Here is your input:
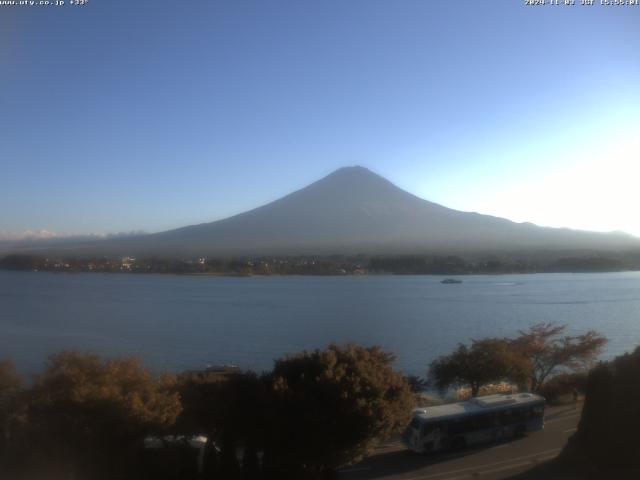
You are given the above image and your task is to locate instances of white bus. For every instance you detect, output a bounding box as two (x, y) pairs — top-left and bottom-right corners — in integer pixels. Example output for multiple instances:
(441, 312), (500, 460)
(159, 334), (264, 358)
(402, 393), (545, 453)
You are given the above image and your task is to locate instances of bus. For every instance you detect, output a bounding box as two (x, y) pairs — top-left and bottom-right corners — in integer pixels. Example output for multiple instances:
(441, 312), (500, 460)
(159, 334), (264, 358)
(402, 392), (545, 453)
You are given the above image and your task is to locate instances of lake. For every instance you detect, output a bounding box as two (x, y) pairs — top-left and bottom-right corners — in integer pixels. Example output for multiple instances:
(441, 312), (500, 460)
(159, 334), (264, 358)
(1, 271), (639, 377)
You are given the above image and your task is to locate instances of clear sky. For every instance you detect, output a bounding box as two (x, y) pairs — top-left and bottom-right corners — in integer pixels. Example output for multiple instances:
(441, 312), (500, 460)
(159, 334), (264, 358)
(1, 0), (639, 238)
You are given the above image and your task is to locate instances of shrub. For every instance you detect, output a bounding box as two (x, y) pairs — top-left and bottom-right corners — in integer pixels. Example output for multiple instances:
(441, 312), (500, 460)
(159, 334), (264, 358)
(538, 372), (587, 405)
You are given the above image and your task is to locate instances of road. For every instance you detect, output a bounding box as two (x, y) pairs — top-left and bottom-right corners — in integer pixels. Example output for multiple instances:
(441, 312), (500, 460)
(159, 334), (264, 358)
(339, 405), (582, 480)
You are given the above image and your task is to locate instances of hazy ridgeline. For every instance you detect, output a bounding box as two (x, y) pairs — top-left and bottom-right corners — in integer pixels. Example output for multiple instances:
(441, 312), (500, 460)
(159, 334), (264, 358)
(2, 168), (639, 260)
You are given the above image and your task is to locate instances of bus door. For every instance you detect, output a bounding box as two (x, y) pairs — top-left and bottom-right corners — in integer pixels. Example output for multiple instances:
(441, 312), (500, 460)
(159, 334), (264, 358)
(404, 418), (423, 452)
(420, 421), (443, 453)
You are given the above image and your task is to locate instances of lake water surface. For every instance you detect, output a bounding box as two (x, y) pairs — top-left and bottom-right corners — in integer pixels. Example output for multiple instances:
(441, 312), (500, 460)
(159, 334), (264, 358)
(1, 271), (639, 376)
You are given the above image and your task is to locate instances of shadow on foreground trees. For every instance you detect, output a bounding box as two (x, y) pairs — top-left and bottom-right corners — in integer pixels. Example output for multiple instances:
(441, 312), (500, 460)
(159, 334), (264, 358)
(177, 344), (415, 479)
(263, 344), (415, 479)
(0, 359), (24, 472)
(561, 346), (640, 477)
(0, 344), (414, 479)
(19, 352), (182, 480)
(176, 369), (269, 479)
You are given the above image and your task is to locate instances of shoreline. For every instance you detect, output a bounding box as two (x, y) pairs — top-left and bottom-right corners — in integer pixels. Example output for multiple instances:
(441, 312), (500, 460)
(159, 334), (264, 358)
(1, 268), (639, 277)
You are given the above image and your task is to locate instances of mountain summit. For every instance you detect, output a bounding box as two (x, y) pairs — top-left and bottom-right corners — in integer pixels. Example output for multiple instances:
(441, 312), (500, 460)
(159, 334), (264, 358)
(14, 166), (640, 256)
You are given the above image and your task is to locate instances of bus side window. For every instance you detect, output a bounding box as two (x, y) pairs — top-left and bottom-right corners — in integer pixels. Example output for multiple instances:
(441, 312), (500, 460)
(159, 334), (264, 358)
(464, 417), (478, 432)
(477, 413), (495, 429)
(512, 409), (523, 424)
(512, 408), (527, 422)
(482, 413), (496, 428)
(498, 409), (513, 426)
(450, 418), (465, 435)
(430, 422), (443, 435)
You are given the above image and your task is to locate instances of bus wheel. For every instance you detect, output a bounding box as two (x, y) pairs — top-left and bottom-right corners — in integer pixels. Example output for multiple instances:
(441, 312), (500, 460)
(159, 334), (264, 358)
(451, 437), (466, 451)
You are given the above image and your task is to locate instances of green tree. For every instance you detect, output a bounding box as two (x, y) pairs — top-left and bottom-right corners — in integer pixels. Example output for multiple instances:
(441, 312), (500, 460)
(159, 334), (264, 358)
(428, 338), (530, 397)
(511, 323), (607, 392)
(265, 344), (414, 477)
(27, 351), (182, 479)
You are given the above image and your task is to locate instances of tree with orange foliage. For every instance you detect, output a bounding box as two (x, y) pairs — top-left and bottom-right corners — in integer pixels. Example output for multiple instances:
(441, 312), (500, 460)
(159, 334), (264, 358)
(27, 351), (182, 479)
(512, 323), (607, 392)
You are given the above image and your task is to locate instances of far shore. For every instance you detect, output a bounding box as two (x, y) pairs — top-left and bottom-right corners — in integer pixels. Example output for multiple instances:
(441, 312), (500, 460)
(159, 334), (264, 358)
(2, 268), (639, 277)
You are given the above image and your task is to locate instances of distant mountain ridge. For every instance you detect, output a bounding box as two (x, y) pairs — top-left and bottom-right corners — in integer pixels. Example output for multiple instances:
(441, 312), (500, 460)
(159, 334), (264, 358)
(5, 166), (640, 257)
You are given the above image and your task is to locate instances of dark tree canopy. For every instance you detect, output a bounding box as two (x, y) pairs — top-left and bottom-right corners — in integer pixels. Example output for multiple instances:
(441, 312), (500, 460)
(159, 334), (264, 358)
(0, 359), (21, 401)
(512, 323), (608, 392)
(563, 346), (640, 473)
(0, 359), (22, 455)
(0, 345), (416, 479)
(404, 375), (429, 393)
(266, 344), (414, 474)
(27, 351), (182, 479)
(0, 254), (44, 270)
(177, 370), (268, 479)
(428, 338), (530, 397)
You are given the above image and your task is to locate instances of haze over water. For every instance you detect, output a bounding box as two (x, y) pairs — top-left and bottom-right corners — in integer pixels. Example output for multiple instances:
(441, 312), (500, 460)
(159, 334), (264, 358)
(2, 271), (639, 377)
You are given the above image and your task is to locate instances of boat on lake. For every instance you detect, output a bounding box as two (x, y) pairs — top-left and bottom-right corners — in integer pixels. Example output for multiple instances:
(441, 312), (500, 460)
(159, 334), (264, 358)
(441, 278), (463, 284)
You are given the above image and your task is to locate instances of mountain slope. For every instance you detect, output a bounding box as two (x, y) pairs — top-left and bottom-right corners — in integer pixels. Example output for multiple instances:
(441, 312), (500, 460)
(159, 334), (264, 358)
(10, 166), (640, 257)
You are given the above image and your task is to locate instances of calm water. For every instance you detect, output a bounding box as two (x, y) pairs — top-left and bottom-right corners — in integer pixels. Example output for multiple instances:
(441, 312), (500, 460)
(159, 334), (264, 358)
(1, 271), (639, 376)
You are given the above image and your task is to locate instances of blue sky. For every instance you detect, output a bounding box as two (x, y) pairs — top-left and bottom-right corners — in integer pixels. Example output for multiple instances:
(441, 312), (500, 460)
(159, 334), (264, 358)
(1, 0), (639, 238)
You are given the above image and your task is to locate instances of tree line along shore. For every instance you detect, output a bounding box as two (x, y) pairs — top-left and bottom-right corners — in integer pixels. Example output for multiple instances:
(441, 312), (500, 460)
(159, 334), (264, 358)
(1, 322), (635, 479)
(2, 251), (640, 275)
